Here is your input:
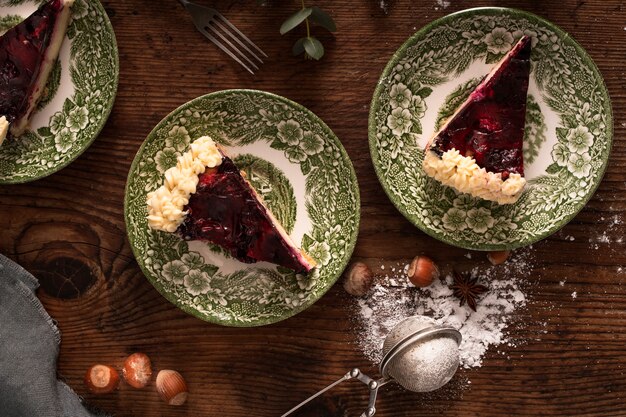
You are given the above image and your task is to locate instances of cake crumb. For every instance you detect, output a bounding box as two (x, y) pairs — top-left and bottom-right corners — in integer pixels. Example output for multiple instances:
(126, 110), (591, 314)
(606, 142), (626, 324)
(571, 291), (577, 300)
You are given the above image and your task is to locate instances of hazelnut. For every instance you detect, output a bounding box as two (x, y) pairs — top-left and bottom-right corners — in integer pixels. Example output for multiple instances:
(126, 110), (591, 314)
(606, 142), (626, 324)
(487, 250), (510, 265)
(123, 352), (153, 389)
(84, 364), (120, 394)
(156, 370), (188, 406)
(343, 262), (374, 296)
(407, 256), (439, 287)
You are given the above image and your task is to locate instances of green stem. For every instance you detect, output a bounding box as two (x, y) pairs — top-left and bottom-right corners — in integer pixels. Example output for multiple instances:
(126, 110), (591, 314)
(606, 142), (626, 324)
(301, 0), (310, 37)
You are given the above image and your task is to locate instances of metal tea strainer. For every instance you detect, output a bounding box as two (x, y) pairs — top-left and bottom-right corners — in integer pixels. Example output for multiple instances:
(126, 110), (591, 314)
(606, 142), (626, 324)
(281, 316), (462, 417)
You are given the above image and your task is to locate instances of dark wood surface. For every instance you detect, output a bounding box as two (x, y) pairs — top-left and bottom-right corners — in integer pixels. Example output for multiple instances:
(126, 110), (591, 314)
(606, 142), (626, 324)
(2, 0), (626, 415)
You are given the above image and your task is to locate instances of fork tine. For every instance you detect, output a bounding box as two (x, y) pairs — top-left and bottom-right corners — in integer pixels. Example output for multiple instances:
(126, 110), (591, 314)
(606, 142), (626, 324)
(205, 23), (259, 70)
(213, 10), (268, 58)
(211, 18), (264, 64)
(197, 26), (255, 74)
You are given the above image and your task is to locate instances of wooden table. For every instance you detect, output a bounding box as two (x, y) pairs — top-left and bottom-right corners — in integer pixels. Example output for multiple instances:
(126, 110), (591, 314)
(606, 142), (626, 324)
(2, 0), (625, 415)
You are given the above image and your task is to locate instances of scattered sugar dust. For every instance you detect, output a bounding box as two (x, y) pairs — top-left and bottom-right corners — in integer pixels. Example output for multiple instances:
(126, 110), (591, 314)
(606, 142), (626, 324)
(588, 213), (624, 248)
(353, 249), (535, 370)
(435, 0), (451, 10)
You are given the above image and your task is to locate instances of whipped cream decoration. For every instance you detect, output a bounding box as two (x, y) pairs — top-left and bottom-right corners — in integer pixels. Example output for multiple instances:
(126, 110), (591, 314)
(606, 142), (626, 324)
(0, 116), (8, 146)
(147, 136), (223, 232)
(423, 149), (526, 205)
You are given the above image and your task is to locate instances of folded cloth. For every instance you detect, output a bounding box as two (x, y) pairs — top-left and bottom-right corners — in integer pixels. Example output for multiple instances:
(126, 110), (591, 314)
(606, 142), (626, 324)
(0, 254), (105, 417)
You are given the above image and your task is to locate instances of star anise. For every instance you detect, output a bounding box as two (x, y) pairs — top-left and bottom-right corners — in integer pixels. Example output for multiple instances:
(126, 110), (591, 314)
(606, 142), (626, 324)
(449, 271), (488, 312)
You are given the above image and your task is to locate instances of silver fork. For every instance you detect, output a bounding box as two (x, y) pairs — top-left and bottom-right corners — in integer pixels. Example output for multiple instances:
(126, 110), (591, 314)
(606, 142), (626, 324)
(178, 0), (267, 74)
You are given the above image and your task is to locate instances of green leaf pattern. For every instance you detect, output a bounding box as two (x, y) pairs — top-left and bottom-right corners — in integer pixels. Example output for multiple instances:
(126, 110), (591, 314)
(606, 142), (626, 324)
(0, 0), (118, 183)
(125, 91), (359, 326)
(0, 13), (21, 33)
(370, 10), (612, 249)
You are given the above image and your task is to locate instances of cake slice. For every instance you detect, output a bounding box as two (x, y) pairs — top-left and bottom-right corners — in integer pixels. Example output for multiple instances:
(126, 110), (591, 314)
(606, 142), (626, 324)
(147, 136), (316, 274)
(423, 35), (532, 205)
(0, 0), (74, 146)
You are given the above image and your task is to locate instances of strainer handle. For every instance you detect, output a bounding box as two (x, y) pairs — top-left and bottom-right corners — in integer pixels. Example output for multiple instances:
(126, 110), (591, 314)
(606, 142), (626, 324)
(359, 376), (392, 417)
(281, 368), (391, 417)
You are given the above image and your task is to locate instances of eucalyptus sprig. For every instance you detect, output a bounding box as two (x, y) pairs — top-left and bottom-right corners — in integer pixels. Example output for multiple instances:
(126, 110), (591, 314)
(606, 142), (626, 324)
(279, 1), (336, 60)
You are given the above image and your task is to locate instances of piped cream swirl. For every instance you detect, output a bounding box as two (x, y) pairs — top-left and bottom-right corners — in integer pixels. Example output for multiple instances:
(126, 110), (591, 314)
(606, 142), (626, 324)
(146, 136), (223, 232)
(423, 149), (526, 205)
(0, 116), (8, 147)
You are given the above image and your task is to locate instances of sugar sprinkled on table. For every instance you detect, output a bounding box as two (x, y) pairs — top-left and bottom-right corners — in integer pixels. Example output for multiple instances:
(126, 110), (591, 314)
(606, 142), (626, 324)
(353, 249), (534, 369)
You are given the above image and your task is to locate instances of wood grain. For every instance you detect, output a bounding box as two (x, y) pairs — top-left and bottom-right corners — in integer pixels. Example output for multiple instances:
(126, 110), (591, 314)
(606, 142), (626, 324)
(1, 0), (626, 415)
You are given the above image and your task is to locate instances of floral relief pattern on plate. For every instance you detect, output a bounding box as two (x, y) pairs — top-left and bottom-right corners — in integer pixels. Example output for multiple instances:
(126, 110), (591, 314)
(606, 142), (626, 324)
(125, 90), (360, 326)
(0, 0), (118, 183)
(369, 8), (612, 250)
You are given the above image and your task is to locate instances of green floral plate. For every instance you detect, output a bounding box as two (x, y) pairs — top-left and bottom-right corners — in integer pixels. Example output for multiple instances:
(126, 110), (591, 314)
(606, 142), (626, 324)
(125, 90), (360, 327)
(0, 0), (118, 184)
(369, 7), (612, 251)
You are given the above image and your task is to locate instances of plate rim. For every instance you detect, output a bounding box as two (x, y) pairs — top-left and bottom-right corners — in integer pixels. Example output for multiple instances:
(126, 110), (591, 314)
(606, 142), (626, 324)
(0, 0), (120, 184)
(124, 88), (361, 327)
(368, 6), (613, 251)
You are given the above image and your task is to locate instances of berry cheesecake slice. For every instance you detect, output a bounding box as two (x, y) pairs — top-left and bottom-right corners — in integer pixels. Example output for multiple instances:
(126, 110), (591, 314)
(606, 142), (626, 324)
(423, 35), (532, 205)
(0, 0), (74, 146)
(147, 136), (316, 274)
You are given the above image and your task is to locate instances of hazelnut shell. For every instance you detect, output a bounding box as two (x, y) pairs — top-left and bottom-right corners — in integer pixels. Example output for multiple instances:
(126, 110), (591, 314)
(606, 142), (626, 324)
(84, 364), (120, 394)
(123, 352), (153, 389)
(156, 369), (188, 406)
(407, 256), (439, 287)
(343, 262), (374, 296)
(487, 250), (510, 265)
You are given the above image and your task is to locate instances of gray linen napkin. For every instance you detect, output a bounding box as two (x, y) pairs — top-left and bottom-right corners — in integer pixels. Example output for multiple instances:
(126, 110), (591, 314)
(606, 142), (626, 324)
(0, 253), (104, 417)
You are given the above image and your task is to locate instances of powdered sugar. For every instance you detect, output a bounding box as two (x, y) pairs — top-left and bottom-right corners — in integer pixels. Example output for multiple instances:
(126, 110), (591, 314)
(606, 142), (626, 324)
(354, 249), (533, 369)
(587, 213), (623, 248)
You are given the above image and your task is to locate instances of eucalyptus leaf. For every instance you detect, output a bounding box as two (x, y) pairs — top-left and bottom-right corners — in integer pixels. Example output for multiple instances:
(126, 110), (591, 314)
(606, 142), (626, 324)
(280, 8), (312, 35)
(293, 37), (307, 56)
(303, 36), (324, 60)
(309, 6), (336, 32)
